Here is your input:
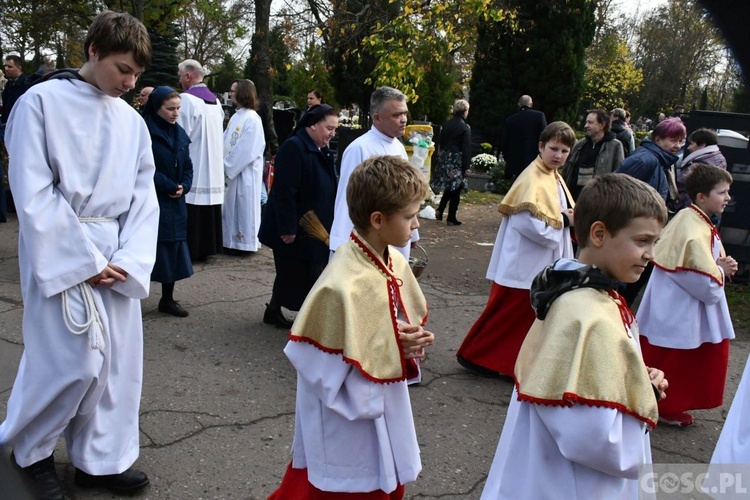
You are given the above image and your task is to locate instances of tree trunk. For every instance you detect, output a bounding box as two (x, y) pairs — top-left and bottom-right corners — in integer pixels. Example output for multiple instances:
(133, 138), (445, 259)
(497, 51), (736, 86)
(252, 0), (275, 136)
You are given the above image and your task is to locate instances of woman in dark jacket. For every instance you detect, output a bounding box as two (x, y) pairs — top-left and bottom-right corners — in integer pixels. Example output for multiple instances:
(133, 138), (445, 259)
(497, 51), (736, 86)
(142, 86), (194, 317)
(258, 104), (339, 327)
(433, 99), (471, 225)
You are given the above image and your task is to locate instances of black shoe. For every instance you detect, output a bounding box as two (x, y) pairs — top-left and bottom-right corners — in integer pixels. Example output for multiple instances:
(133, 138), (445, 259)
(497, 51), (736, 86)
(75, 468), (149, 493)
(159, 299), (189, 317)
(457, 355), (501, 378)
(14, 453), (64, 500)
(446, 218), (463, 226)
(435, 209), (443, 221)
(263, 304), (293, 329)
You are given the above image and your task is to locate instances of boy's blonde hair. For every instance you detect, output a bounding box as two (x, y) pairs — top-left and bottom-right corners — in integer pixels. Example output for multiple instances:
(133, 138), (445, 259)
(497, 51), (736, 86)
(539, 121), (576, 148)
(575, 174), (668, 248)
(686, 163), (733, 202)
(84, 11), (151, 68)
(347, 156), (428, 231)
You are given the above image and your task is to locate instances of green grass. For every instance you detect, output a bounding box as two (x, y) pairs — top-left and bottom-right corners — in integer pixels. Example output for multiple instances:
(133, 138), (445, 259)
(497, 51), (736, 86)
(726, 282), (750, 332)
(461, 190), (505, 205)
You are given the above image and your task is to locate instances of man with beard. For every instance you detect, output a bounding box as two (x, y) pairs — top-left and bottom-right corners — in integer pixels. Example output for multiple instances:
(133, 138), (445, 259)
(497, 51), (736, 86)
(562, 109), (624, 200)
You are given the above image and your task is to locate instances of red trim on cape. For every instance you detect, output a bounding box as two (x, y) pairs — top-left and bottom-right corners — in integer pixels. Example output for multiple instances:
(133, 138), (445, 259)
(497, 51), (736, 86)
(652, 205), (724, 286)
(348, 231), (420, 380)
(289, 334), (409, 384)
(515, 385), (657, 429)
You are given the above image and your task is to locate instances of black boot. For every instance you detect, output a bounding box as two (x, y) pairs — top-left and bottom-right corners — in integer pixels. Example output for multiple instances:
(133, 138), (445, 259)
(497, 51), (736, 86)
(75, 467), (149, 493)
(263, 303), (293, 329)
(159, 299), (189, 317)
(14, 453), (64, 500)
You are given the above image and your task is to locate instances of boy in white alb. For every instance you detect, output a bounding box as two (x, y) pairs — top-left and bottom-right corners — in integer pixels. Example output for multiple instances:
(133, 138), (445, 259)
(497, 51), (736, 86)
(269, 156), (434, 499)
(330, 87), (418, 260)
(638, 163), (736, 427)
(481, 174), (669, 500)
(0, 11), (158, 499)
(457, 121), (576, 378)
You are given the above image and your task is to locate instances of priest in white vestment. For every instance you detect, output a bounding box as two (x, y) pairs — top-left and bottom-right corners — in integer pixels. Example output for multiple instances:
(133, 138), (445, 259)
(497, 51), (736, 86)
(222, 79), (265, 253)
(177, 59), (225, 260)
(330, 86), (419, 260)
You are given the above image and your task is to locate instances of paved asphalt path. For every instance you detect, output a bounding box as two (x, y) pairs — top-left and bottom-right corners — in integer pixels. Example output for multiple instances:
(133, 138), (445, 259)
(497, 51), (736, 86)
(1, 203), (747, 499)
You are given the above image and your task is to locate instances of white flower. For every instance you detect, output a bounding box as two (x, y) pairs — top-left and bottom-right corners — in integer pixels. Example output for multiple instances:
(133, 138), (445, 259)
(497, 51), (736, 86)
(470, 153), (499, 171)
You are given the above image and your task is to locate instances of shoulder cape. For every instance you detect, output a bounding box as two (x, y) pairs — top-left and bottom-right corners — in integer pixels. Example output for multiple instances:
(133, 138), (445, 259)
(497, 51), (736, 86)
(498, 156), (573, 229)
(516, 287), (659, 428)
(653, 205), (725, 285)
(289, 231), (428, 383)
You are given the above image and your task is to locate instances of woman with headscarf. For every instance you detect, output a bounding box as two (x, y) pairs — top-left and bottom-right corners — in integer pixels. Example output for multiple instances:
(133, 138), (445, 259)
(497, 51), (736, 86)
(259, 104), (339, 328)
(142, 86), (194, 317)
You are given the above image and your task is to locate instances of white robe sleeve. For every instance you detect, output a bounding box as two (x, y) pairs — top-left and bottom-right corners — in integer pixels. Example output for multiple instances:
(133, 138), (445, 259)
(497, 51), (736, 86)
(330, 145), (367, 251)
(511, 211), (565, 249)
(664, 267), (725, 305)
(285, 341), (386, 420)
(535, 403), (648, 479)
(109, 142), (159, 300)
(7, 95), (110, 298)
(224, 111), (265, 180)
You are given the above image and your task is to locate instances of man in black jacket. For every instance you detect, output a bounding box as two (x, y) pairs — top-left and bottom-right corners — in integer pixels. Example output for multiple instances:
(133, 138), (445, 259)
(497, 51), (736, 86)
(610, 108), (634, 158)
(1, 56), (30, 222)
(500, 95), (547, 179)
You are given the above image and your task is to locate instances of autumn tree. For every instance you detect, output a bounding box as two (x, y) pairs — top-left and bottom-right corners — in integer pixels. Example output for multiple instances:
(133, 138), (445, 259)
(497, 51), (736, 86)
(582, 30), (643, 112)
(632, 0), (725, 116)
(176, 0), (252, 71)
(470, 0), (596, 145)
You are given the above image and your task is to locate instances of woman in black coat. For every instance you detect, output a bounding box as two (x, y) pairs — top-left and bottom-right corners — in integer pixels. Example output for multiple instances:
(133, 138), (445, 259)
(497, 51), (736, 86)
(258, 105), (339, 327)
(142, 86), (194, 317)
(433, 99), (471, 225)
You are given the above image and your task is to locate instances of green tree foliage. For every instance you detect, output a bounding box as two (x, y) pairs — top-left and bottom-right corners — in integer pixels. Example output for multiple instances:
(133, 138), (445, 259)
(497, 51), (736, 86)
(323, 0), (397, 119)
(177, 0), (251, 70)
(633, 0), (725, 116)
(212, 52), (241, 93)
(470, 0), (596, 145)
(409, 47), (461, 124)
(285, 42), (337, 109)
(582, 30), (643, 111)
(141, 24), (181, 88)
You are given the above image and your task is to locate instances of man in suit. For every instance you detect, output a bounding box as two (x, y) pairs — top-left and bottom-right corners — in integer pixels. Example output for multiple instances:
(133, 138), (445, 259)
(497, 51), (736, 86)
(500, 95), (547, 179)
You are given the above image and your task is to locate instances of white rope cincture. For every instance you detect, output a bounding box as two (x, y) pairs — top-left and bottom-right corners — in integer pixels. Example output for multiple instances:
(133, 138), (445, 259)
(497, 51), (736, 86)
(61, 283), (105, 351)
(59, 215), (116, 351)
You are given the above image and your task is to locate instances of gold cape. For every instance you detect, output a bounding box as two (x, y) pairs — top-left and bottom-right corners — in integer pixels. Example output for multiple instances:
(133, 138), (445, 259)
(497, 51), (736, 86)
(289, 231), (429, 383)
(515, 288), (659, 428)
(498, 156), (574, 230)
(653, 204), (725, 285)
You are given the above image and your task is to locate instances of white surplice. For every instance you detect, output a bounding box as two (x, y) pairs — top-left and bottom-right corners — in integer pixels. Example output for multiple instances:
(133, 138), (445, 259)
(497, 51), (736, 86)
(636, 232), (734, 349)
(330, 127), (418, 260)
(485, 179), (574, 288)
(178, 91), (225, 206)
(481, 387), (652, 500)
(0, 77), (159, 475)
(222, 107), (265, 251)
(710, 353), (750, 464)
(284, 341), (421, 493)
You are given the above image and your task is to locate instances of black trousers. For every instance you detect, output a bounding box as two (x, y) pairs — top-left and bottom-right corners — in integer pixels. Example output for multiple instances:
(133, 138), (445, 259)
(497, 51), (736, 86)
(438, 187), (461, 220)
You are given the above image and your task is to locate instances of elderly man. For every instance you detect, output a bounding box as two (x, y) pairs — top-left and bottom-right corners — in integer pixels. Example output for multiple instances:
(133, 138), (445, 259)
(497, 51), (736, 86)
(136, 86), (153, 108)
(176, 59), (224, 261)
(500, 95), (547, 179)
(562, 109), (624, 200)
(329, 86), (419, 261)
